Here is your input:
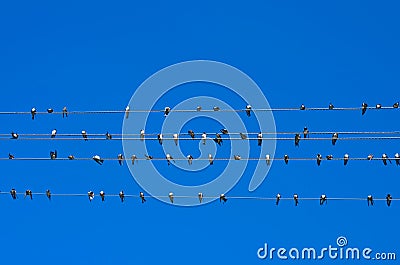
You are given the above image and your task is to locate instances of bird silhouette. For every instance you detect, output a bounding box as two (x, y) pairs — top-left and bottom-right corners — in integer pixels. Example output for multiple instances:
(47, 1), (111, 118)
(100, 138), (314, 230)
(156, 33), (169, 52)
(344, 154), (349, 166)
(118, 154), (124, 165)
(188, 130), (195, 139)
(100, 191), (105, 202)
(62, 106), (68, 118)
(31, 108), (36, 120)
(157, 134), (163, 145)
(173, 134), (178, 146)
(93, 155), (104, 165)
(245, 105), (252, 117)
(214, 133), (223, 146)
(332, 133), (338, 145)
(316, 154), (322, 166)
(257, 132), (262, 146)
(362, 102), (368, 115)
(187, 155), (193, 165)
(140, 192), (146, 203)
(294, 134), (300, 147)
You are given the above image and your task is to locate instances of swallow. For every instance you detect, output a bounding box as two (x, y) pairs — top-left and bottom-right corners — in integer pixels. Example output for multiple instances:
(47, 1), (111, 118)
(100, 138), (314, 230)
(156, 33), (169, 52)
(198, 192), (203, 203)
(145, 154), (153, 160)
(294, 133), (300, 147)
(293, 194), (299, 206)
(362, 102), (368, 115)
(265, 154), (271, 165)
(257, 132), (262, 146)
(395, 153), (400, 166)
(240, 133), (247, 140)
(88, 191), (94, 202)
(118, 154), (124, 165)
(188, 130), (195, 139)
(303, 127), (309, 138)
(367, 154), (374, 161)
(300, 104), (305, 110)
(234, 155), (241, 160)
(344, 154), (349, 166)
(140, 192), (146, 203)
(220, 194), (227, 203)
(125, 106), (130, 119)
(214, 133), (222, 146)
(68, 155), (75, 160)
(276, 193), (281, 205)
(202, 132), (207, 145)
(131, 155), (137, 165)
(31, 108), (37, 120)
(25, 190), (33, 200)
(208, 154), (214, 165)
(50, 150), (57, 160)
(100, 191), (105, 202)
(316, 154), (322, 166)
(320, 194), (327, 205)
(196, 106), (202, 111)
(367, 195), (373, 206)
(245, 105), (252, 117)
(93, 155), (104, 165)
(138, 129), (144, 141)
(105, 132), (112, 140)
(10, 189), (17, 199)
(169, 192), (174, 203)
(173, 133), (178, 145)
(382, 153), (391, 165)
(119, 190), (125, 202)
(329, 103), (334, 110)
(164, 107), (171, 117)
(187, 155), (193, 165)
(62, 106), (68, 118)
(11, 132), (18, 139)
(393, 102), (399, 108)
(47, 108), (54, 113)
(376, 104), (382, 109)
(8, 153), (14, 159)
(220, 129), (228, 135)
(213, 106), (220, 111)
(332, 133), (338, 145)
(157, 133), (163, 145)
(166, 154), (175, 166)
(81, 130), (88, 141)
(46, 189), (51, 200)
(326, 155), (333, 160)
(51, 129), (57, 138)
(386, 194), (392, 206)
(284, 155), (289, 164)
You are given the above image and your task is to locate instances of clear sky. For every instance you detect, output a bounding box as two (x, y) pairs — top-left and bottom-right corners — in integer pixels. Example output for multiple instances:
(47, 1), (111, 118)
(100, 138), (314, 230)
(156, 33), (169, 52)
(0, 1), (399, 264)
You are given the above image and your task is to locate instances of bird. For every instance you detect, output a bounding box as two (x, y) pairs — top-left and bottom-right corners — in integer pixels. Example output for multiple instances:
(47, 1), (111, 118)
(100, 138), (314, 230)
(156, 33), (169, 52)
(93, 155), (104, 165)
(81, 130), (88, 141)
(303, 127), (309, 138)
(284, 155), (289, 164)
(220, 194), (227, 203)
(293, 194), (299, 206)
(332, 133), (338, 145)
(276, 193), (281, 205)
(140, 129), (145, 141)
(201, 132), (207, 145)
(173, 133), (178, 145)
(208, 154), (214, 165)
(166, 154), (175, 166)
(105, 132), (112, 140)
(265, 154), (271, 165)
(245, 105), (252, 117)
(119, 191), (125, 202)
(300, 104), (305, 110)
(362, 102), (368, 115)
(88, 191), (94, 202)
(344, 154), (349, 166)
(316, 154), (322, 166)
(329, 103), (334, 110)
(393, 102), (399, 108)
(46, 190), (51, 200)
(367, 154), (374, 161)
(8, 153), (14, 160)
(100, 191), (105, 202)
(169, 192), (174, 203)
(25, 190), (33, 200)
(140, 192), (146, 203)
(145, 154), (153, 160)
(367, 195), (373, 206)
(125, 106), (130, 119)
(164, 107), (171, 117)
(234, 155), (241, 160)
(294, 133), (300, 147)
(386, 194), (392, 207)
(382, 153), (391, 165)
(187, 155), (193, 165)
(213, 106), (220, 111)
(11, 132), (18, 139)
(157, 133), (163, 145)
(47, 108), (54, 113)
(240, 133), (247, 140)
(326, 155), (333, 160)
(198, 193), (203, 203)
(395, 153), (400, 166)
(68, 155), (75, 160)
(118, 154), (124, 165)
(376, 104), (382, 109)
(188, 130), (195, 139)
(50, 150), (57, 160)
(10, 189), (17, 199)
(214, 133), (222, 146)
(31, 108), (37, 120)
(62, 106), (68, 118)
(51, 129), (57, 138)
(320, 194), (327, 205)
(220, 129), (228, 135)
(257, 132), (262, 146)
(196, 106), (202, 111)
(131, 155), (137, 165)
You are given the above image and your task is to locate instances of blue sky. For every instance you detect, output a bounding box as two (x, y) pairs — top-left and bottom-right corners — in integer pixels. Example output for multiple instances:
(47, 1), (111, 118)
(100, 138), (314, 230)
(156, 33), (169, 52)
(0, 1), (399, 264)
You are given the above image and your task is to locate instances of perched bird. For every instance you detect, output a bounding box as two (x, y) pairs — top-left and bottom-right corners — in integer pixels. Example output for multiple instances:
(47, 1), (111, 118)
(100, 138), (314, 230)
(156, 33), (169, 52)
(11, 132), (18, 139)
(93, 155), (104, 165)
(187, 155), (193, 165)
(140, 192), (146, 203)
(25, 190), (33, 200)
(51, 129), (57, 138)
(30, 107), (37, 120)
(131, 155), (137, 165)
(362, 102), (368, 115)
(169, 192), (174, 203)
(265, 154), (271, 166)
(201, 132), (207, 145)
(234, 155), (241, 160)
(257, 132), (262, 146)
(173, 133), (178, 146)
(88, 191), (94, 202)
(214, 133), (222, 146)
(140, 129), (145, 141)
(188, 130), (195, 139)
(164, 107), (171, 117)
(47, 108), (54, 113)
(284, 155), (289, 164)
(118, 154), (124, 165)
(81, 130), (88, 141)
(8, 153), (14, 159)
(220, 194), (227, 203)
(393, 102), (399, 108)
(157, 133), (163, 145)
(316, 154), (322, 166)
(100, 191), (105, 202)
(208, 154), (214, 165)
(382, 153), (391, 165)
(332, 133), (338, 145)
(320, 194), (327, 205)
(344, 154), (349, 166)
(196, 106), (202, 111)
(125, 106), (130, 119)
(386, 194), (392, 207)
(62, 106), (68, 118)
(293, 194), (299, 206)
(326, 155), (333, 160)
(119, 190), (125, 202)
(329, 103), (334, 110)
(105, 132), (112, 140)
(145, 154), (153, 160)
(276, 193), (281, 205)
(46, 190), (51, 200)
(198, 192), (203, 203)
(367, 154), (374, 160)
(245, 105), (252, 117)
(50, 150), (57, 160)
(220, 129), (228, 135)
(367, 195), (373, 206)
(395, 153), (400, 166)
(294, 133), (300, 147)
(213, 106), (220, 111)
(166, 154), (175, 166)
(10, 189), (17, 199)
(68, 155), (75, 160)
(240, 133), (247, 140)
(303, 127), (309, 138)
(300, 104), (305, 110)
(376, 104), (382, 109)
